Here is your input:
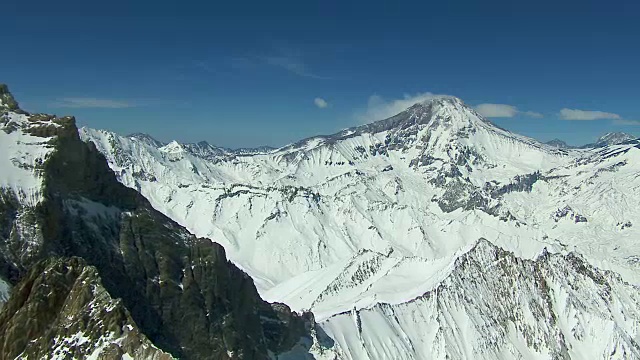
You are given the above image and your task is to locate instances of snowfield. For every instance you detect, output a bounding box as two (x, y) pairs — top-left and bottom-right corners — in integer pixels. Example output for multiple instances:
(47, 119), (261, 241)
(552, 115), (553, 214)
(0, 112), (55, 205)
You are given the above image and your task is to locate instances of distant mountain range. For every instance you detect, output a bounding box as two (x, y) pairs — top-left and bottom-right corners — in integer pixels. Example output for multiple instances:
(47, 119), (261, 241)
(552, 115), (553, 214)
(545, 132), (637, 149)
(128, 132), (276, 159)
(136, 125), (637, 156)
(3, 83), (640, 359)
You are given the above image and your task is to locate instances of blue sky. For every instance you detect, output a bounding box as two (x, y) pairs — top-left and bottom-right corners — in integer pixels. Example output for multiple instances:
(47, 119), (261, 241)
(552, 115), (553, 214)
(2, 0), (639, 148)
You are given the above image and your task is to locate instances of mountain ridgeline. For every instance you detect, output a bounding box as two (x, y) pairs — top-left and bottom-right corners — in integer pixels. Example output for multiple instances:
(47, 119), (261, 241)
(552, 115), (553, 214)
(3, 83), (640, 359)
(0, 85), (323, 359)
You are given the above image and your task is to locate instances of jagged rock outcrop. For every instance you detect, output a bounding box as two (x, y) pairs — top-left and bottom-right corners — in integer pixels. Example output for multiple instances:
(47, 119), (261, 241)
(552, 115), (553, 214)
(0, 84), (19, 112)
(0, 257), (173, 359)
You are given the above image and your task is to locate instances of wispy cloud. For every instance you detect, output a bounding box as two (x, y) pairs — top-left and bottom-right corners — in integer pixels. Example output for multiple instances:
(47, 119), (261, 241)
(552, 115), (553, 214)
(51, 97), (135, 109)
(356, 92), (454, 123)
(475, 103), (543, 118)
(254, 45), (329, 79)
(262, 54), (328, 79)
(613, 119), (640, 126)
(192, 43), (329, 79)
(314, 97), (329, 108)
(522, 110), (544, 118)
(559, 108), (622, 121)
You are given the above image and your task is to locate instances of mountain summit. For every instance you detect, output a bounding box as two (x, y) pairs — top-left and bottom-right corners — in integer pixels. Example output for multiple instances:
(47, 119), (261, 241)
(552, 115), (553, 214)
(344, 96), (485, 138)
(545, 138), (571, 149)
(589, 132), (637, 147)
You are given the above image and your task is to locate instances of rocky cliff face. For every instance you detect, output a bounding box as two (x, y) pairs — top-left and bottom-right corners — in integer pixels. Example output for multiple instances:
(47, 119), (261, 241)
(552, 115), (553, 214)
(0, 85), (320, 359)
(0, 84), (19, 112)
(0, 257), (173, 359)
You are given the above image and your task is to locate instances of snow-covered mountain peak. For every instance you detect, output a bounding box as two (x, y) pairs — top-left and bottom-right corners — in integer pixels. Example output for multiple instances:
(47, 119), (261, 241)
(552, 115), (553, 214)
(127, 132), (165, 148)
(416, 94), (463, 106)
(277, 95), (518, 166)
(181, 140), (227, 160)
(397, 96), (483, 131)
(160, 140), (184, 153)
(545, 138), (571, 148)
(596, 131), (636, 145)
(158, 140), (191, 161)
(580, 131), (637, 148)
(358, 95), (484, 136)
(409, 95), (470, 116)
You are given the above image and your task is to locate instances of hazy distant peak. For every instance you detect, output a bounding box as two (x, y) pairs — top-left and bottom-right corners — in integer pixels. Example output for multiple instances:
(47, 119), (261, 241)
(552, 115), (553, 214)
(581, 131), (637, 148)
(545, 139), (571, 149)
(127, 132), (165, 147)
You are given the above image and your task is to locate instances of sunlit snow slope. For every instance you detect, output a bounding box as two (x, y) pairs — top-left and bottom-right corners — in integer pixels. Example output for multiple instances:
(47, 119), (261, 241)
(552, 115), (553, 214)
(81, 97), (640, 359)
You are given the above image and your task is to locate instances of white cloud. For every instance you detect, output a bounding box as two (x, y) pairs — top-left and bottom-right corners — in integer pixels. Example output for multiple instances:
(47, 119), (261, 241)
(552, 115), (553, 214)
(475, 103), (518, 118)
(559, 108), (621, 121)
(51, 97), (134, 109)
(522, 110), (544, 118)
(475, 104), (543, 118)
(314, 97), (329, 108)
(613, 119), (640, 126)
(357, 92), (453, 123)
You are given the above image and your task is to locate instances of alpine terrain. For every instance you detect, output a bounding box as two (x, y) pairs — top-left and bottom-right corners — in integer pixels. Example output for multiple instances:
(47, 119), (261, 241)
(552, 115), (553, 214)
(2, 82), (639, 359)
(79, 94), (640, 359)
(0, 84), (334, 360)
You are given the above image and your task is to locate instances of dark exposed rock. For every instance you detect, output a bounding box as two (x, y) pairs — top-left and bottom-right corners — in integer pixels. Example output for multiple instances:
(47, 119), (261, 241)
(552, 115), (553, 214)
(552, 206), (587, 224)
(487, 171), (541, 198)
(619, 221), (633, 230)
(0, 84), (19, 112)
(0, 257), (173, 359)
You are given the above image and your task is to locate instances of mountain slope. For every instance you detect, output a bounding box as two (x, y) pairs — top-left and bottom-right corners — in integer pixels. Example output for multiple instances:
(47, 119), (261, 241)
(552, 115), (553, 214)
(0, 85), (326, 359)
(321, 239), (640, 360)
(80, 97), (576, 286)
